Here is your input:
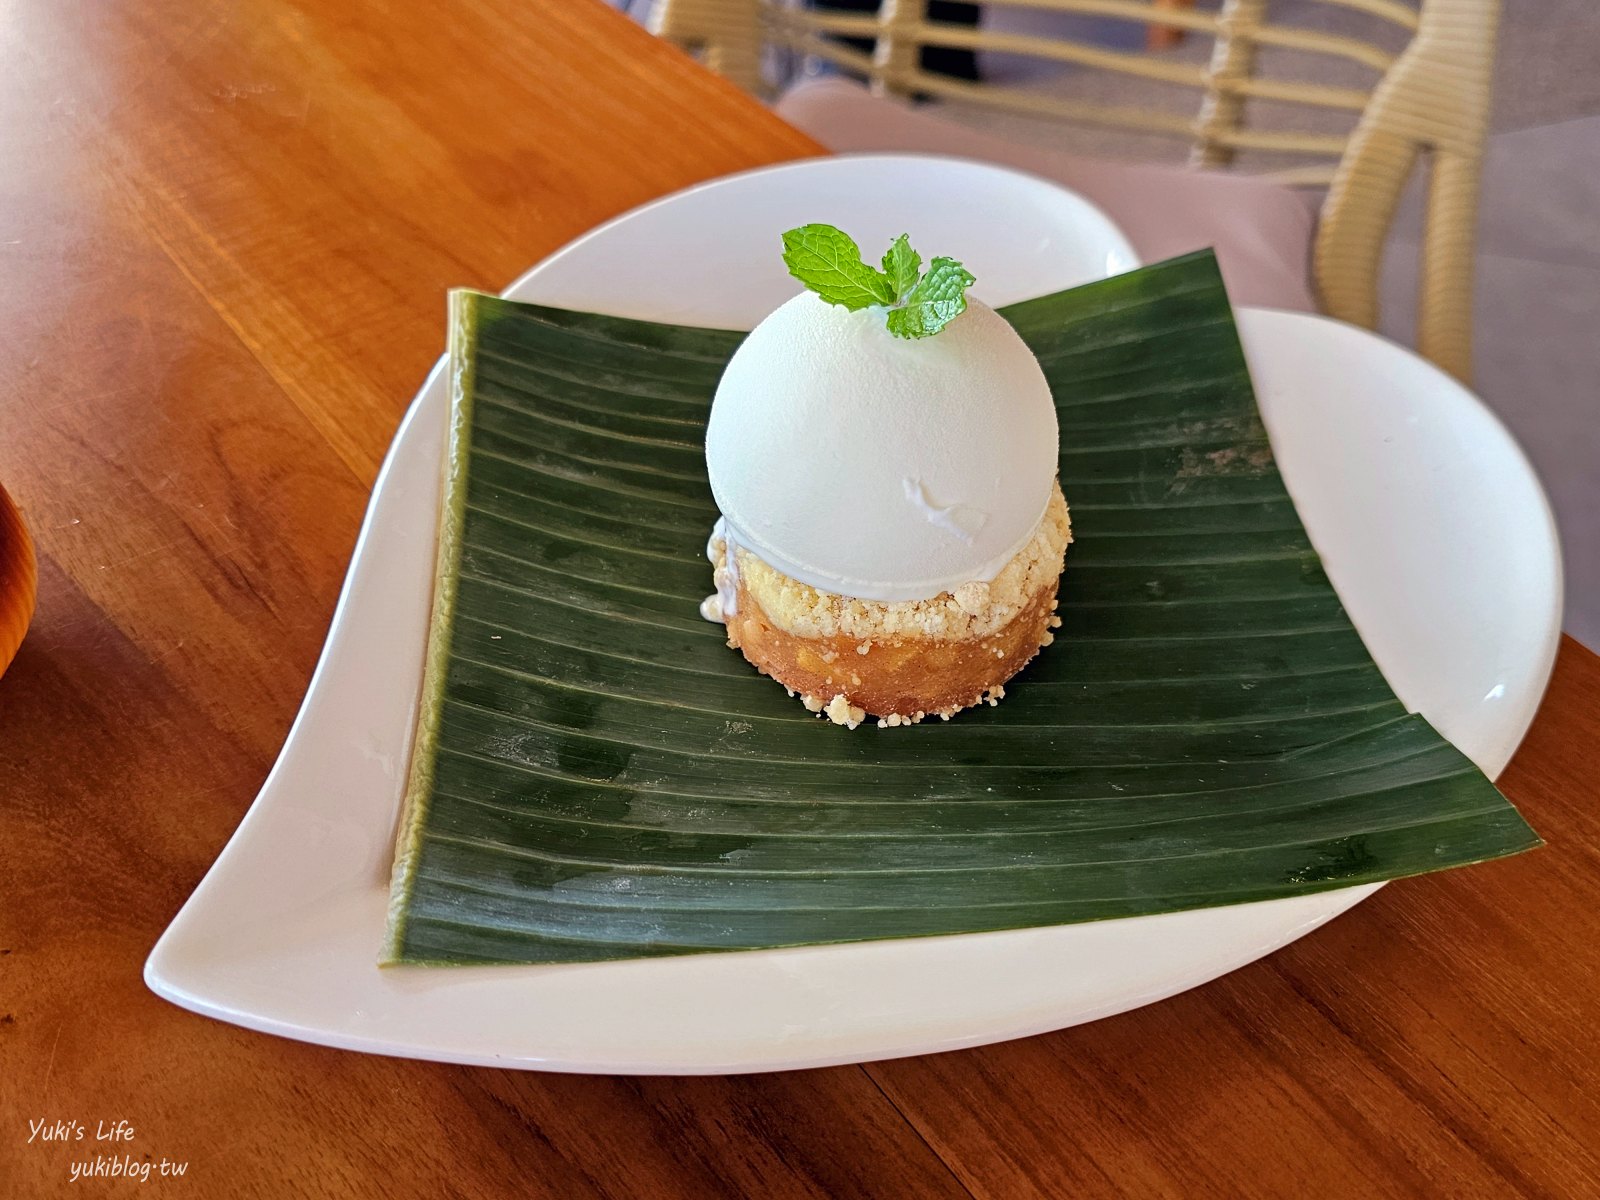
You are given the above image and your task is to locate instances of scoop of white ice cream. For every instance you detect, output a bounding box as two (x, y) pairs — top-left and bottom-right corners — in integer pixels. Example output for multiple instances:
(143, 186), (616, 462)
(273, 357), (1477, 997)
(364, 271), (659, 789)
(705, 291), (1058, 602)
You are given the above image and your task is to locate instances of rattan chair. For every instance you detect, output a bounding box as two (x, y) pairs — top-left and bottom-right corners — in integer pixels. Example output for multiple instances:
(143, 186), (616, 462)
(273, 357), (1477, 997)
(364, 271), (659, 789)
(650, 0), (1500, 382)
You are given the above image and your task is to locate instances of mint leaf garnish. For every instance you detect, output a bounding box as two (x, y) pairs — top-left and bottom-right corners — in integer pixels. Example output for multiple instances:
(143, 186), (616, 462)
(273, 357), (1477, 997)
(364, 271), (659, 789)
(881, 234), (921, 299)
(884, 256), (977, 340)
(782, 224), (975, 339)
(781, 224), (896, 310)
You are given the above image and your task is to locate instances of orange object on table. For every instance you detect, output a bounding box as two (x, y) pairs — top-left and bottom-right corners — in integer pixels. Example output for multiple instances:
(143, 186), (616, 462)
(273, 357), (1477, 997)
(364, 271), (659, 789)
(0, 483), (36, 677)
(0, 1), (1595, 1195)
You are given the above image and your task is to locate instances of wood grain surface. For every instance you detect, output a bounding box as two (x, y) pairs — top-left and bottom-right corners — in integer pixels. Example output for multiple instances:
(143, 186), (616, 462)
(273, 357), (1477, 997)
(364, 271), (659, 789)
(0, 1), (1594, 1196)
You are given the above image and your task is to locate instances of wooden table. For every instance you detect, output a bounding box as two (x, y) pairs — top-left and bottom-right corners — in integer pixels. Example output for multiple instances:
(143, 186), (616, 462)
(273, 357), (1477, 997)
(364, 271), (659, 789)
(2, 1), (1596, 1195)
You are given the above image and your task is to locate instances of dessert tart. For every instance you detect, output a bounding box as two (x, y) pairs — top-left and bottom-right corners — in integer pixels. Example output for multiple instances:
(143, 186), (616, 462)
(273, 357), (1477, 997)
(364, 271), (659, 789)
(702, 226), (1069, 728)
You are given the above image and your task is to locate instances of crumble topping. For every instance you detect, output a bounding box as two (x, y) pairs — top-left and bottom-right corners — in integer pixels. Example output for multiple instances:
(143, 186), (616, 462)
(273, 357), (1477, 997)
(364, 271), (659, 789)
(824, 693), (865, 728)
(717, 483), (1070, 641)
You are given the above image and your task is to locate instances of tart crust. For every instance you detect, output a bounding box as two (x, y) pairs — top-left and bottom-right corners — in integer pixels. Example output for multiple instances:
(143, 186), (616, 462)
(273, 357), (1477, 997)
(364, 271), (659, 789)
(710, 484), (1070, 725)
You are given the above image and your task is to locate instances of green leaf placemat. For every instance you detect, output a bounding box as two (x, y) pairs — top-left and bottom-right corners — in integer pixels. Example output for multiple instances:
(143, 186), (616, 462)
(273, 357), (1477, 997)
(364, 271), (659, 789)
(381, 251), (1539, 966)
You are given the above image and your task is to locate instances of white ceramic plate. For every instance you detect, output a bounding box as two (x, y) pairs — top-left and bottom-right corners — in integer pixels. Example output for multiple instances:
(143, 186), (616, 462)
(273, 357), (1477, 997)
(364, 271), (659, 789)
(146, 155), (1561, 1074)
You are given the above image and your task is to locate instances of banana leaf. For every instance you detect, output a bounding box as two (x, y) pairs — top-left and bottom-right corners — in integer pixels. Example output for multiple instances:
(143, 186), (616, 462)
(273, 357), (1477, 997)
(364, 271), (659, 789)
(381, 251), (1539, 966)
